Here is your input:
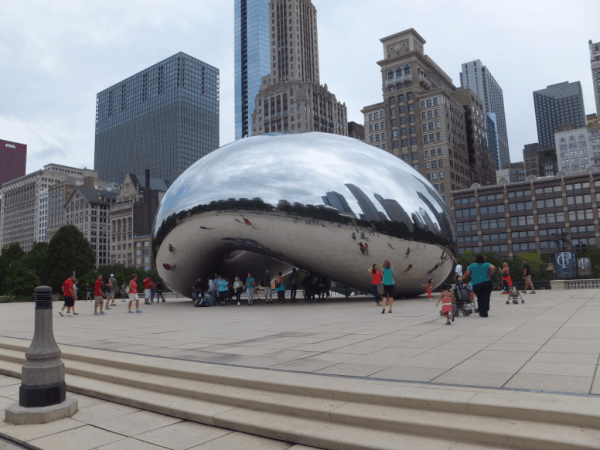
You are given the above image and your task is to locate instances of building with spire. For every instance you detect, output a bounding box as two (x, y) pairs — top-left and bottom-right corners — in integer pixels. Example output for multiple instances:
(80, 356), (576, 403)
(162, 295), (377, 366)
(250, 0), (347, 136)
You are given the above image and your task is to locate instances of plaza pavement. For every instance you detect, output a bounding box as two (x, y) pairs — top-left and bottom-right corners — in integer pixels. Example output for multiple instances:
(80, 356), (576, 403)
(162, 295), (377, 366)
(1, 289), (600, 396)
(0, 374), (318, 450)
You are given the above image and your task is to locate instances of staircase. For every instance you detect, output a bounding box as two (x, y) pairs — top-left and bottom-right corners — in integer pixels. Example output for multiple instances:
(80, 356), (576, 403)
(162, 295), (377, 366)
(1, 337), (599, 450)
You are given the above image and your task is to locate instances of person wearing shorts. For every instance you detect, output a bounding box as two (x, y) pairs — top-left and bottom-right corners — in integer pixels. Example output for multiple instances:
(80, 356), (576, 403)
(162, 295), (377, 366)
(128, 274), (142, 313)
(109, 274), (118, 306)
(381, 259), (394, 314)
(143, 276), (152, 305)
(104, 277), (113, 310)
(262, 270), (273, 304)
(94, 275), (106, 315)
(522, 259), (535, 294)
(60, 274), (76, 317)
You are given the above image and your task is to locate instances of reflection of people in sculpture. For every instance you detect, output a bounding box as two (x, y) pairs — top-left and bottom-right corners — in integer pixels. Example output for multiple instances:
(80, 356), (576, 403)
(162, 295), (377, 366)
(358, 242), (366, 254)
(405, 248), (411, 258)
(163, 263), (176, 270)
(388, 243), (395, 250)
(364, 243), (369, 255)
(168, 244), (176, 253)
(427, 251), (449, 274)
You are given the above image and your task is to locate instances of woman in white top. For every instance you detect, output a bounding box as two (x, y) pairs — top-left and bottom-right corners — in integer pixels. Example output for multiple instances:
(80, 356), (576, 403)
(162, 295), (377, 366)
(233, 277), (244, 305)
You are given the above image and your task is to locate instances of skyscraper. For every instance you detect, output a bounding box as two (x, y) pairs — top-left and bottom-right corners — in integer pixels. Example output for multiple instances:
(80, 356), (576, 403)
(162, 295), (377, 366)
(460, 60), (510, 169)
(344, 184), (381, 222)
(373, 193), (413, 230)
(94, 52), (220, 184)
(533, 81), (586, 150)
(321, 191), (355, 217)
(486, 113), (500, 169)
(235, 0), (271, 140)
(0, 139), (27, 187)
(590, 39), (600, 116)
(250, 0), (348, 136)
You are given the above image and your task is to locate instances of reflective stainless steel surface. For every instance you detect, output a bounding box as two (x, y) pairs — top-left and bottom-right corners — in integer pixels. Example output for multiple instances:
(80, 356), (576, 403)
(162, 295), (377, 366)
(153, 133), (454, 297)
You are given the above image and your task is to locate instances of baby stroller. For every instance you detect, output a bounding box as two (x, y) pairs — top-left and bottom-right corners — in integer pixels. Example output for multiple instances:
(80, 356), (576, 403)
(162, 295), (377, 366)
(506, 286), (524, 305)
(452, 283), (478, 317)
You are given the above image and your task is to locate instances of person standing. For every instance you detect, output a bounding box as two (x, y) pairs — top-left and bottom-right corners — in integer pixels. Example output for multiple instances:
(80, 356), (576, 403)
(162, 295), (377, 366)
(59, 274), (76, 317)
(104, 277), (113, 310)
(367, 264), (382, 306)
(120, 283), (126, 302)
(302, 272), (311, 301)
(522, 259), (535, 294)
(208, 275), (217, 306)
(245, 273), (256, 306)
(94, 275), (106, 315)
(128, 274), (142, 313)
(381, 260), (394, 314)
(72, 279), (79, 315)
(193, 278), (203, 304)
(217, 275), (228, 306)
(262, 270), (273, 304)
(109, 274), (118, 307)
(156, 279), (165, 302)
(423, 279), (434, 300)
(143, 276), (152, 305)
(234, 277), (244, 305)
(275, 272), (286, 303)
(454, 260), (463, 285)
(289, 268), (299, 302)
(460, 254), (496, 318)
(85, 283), (92, 301)
(150, 280), (156, 303)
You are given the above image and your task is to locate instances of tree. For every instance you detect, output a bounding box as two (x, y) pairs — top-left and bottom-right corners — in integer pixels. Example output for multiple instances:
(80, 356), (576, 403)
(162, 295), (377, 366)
(0, 243), (25, 295)
(21, 242), (50, 286)
(46, 226), (96, 293)
(5, 266), (39, 300)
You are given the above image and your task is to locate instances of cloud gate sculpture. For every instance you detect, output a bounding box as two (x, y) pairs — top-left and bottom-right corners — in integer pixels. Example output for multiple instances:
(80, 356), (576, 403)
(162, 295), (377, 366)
(153, 133), (455, 298)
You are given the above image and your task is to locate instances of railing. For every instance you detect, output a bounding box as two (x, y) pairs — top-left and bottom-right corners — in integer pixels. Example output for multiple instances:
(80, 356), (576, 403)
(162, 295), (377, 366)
(552, 279), (600, 289)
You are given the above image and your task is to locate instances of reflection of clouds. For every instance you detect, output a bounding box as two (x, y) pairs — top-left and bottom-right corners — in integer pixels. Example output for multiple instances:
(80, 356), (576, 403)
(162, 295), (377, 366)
(156, 133), (454, 238)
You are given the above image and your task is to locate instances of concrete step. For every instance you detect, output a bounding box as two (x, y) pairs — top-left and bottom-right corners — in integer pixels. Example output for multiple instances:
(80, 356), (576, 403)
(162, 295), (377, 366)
(1, 339), (600, 450)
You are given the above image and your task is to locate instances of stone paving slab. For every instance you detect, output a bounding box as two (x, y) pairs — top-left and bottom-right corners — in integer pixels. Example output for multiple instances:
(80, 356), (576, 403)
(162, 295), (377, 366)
(0, 374), (318, 450)
(1, 289), (600, 395)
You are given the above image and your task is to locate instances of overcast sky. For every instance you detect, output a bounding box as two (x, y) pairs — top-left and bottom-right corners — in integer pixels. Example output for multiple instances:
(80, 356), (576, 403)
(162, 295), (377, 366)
(1, 0), (598, 175)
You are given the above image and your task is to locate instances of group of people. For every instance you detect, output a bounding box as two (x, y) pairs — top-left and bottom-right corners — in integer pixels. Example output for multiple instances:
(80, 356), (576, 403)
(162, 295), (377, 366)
(59, 273), (165, 317)
(191, 269), (337, 307)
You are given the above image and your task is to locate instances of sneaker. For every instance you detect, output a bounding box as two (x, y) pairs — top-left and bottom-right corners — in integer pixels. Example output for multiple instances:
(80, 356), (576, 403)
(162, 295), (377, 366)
(59, 311), (64, 317)
(93, 312), (99, 315)
(530, 291), (536, 294)
(111, 303), (116, 306)
(521, 291), (527, 294)
(105, 307), (111, 310)
(67, 313), (74, 317)
(128, 310), (133, 314)
(72, 313), (78, 315)
(100, 311), (106, 315)
(135, 310), (142, 313)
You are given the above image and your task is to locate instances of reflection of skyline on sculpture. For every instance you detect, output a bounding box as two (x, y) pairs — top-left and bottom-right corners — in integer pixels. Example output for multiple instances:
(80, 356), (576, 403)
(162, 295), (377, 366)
(322, 191), (355, 218)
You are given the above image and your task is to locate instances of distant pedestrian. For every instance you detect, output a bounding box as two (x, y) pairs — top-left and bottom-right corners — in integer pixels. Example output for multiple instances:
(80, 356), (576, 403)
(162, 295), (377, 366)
(72, 279), (79, 315)
(521, 259), (535, 294)
(150, 281), (156, 303)
(218, 275), (228, 306)
(501, 263), (512, 294)
(143, 276), (152, 305)
(109, 274), (117, 306)
(358, 242), (366, 254)
(381, 259), (394, 314)
(156, 280), (165, 302)
(351, 232), (356, 241)
(85, 283), (92, 301)
(275, 272), (286, 303)
(302, 272), (310, 300)
(262, 270), (273, 304)
(208, 275), (217, 306)
(423, 279), (433, 300)
(60, 274), (76, 317)
(193, 277), (203, 303)
(367, 264), (382, 306)
(454, 260), (463, 285)
(245, 273), (256, 306)
(94, 275), (106, 316)
(460, 254), (495, 318)
(104, 277), (113, 310)
(128, 274), (142, 313)
(289, 268), (299, 301)
(234, 277), (244, 305)
(364, 243), (369, 255)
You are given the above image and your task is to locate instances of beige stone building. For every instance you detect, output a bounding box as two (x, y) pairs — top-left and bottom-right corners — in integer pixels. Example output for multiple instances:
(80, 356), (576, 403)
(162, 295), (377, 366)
(109, 172), (169, 270)
(63, 187), (114, 267)
(361, 29), (476, 201)
(250, 0), (347, 136)
(362, 103), (386, 150)
(590, 40), (600, 116)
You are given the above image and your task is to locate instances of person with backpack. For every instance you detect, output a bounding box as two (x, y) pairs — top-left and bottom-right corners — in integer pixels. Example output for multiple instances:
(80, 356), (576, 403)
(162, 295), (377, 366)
(275, 272), (286, 303)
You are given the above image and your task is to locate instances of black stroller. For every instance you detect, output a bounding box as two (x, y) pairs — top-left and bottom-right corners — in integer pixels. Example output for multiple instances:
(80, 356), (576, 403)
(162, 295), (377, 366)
(452, 283), (478, 317)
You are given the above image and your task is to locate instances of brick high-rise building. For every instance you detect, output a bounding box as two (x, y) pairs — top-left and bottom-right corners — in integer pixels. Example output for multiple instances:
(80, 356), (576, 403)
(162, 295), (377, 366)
(250, 0), (347, 136)
(590, 40), (600, 116)
(361, 29), (478, 201)
(0, 139), (27, 187)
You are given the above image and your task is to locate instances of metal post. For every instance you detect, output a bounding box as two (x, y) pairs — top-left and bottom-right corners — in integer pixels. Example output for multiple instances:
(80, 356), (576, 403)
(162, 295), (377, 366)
(5, 286), (78, 425)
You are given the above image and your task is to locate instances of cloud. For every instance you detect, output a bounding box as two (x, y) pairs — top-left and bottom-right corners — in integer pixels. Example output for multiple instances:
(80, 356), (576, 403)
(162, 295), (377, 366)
(0, 0), (598, 175)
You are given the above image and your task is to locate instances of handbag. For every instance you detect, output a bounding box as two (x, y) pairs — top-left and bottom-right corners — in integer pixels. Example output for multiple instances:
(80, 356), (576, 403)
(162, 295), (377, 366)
(377, 283), (384, 295)
(125, 286), (131, 295)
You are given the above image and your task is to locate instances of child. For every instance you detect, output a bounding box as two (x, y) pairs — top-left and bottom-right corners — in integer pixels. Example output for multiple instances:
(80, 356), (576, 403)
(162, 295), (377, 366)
(423, 279), (434, 300)
(436, 283), (455, 325)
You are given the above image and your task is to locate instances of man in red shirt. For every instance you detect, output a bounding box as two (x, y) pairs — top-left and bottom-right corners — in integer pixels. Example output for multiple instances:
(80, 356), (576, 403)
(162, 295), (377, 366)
(94, 275), (106, 315)
(60, 274), (76, 317)
(143, 276), (151, 305)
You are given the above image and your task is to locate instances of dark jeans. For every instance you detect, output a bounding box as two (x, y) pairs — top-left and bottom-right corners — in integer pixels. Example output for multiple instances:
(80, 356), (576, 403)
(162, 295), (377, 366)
(372, 284), (380, 303)
(290, 284), (297, 300)
(501, 279), (509, 292)
(473, 281), (492, 317)
(277, 290), (285, 301)
(235, 290), (241, 301)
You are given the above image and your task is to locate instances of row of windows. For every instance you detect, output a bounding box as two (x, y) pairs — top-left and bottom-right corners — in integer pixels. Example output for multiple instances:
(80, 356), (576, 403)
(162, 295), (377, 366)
(389, 92), (414, 104)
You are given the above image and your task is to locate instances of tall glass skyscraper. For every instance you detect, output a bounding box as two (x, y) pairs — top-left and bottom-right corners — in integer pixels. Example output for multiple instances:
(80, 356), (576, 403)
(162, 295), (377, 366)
(234, 0), (271, 140)
(94, 52), (220, 184)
